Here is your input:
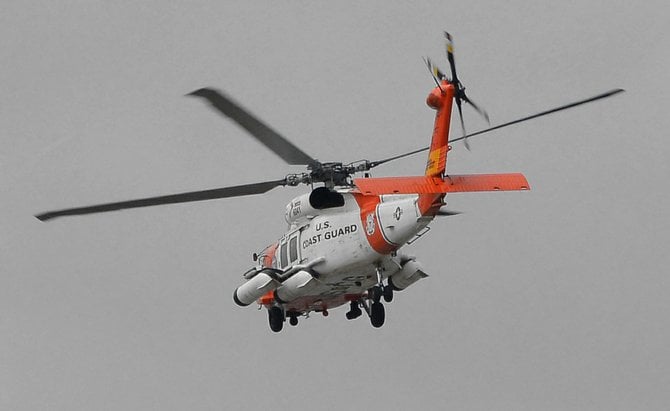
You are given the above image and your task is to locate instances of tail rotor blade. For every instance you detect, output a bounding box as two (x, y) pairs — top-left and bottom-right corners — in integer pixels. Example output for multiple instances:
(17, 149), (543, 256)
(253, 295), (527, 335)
(455, 98), (470, 150)
(423, 57), (444, 89)
(445, 32), (458, 84)
(445, 32), (470, 150)
(462, 94), (490, 124)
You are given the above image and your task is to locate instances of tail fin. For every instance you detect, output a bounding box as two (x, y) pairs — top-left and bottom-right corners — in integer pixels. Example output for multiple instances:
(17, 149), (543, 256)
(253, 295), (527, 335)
(424, 81), (455, 177)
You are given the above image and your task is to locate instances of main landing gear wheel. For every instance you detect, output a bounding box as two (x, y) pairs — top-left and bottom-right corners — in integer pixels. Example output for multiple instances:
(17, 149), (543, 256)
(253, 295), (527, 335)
(370, 301), (385, 328)
(383, 285), (393, 303)
(369, 285), (382, 303)
(268, 306), (284, 333)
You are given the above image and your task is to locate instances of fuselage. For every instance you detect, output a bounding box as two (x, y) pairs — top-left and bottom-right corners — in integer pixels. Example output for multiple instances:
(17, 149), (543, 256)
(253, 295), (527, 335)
(248, 188), (436, 314)
(237, 80), (458, 317)
(231, 78), (529, 331)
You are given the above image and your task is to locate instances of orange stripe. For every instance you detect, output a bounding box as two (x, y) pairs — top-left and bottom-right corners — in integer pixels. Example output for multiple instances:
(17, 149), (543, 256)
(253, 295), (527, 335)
(353, 193), (397, 255)
(425, 146), (447, 176)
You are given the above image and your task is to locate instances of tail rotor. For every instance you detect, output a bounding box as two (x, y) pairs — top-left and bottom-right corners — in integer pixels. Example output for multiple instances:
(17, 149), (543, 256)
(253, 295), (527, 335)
(443, 32), (490, 150)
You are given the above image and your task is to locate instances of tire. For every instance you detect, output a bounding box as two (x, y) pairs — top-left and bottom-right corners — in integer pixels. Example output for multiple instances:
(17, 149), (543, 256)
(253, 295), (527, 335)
(383, 286), (393, 303)
(268, 306), (284, 332)
(370, 302), (385, 328)
(289, 314), (299, 326)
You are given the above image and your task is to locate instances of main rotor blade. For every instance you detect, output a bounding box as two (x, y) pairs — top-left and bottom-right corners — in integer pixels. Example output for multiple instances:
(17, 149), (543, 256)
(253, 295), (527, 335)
(450, 88), (625, 144)
(436, 209), (463, 216)
(35, 179), (287, 221)
(370, 88), (624, 167)
(188, 88), (317, 166)
(368, 146), (430, 168)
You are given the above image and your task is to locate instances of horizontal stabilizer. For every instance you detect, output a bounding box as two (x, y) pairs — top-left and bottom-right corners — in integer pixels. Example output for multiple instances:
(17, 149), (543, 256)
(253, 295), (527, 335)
(353, 174), (530, 196)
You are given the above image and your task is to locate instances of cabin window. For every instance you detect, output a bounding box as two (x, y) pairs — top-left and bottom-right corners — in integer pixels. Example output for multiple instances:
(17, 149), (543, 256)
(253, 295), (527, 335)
(289, 236), (298, 263)
(280, 242), (288, 268)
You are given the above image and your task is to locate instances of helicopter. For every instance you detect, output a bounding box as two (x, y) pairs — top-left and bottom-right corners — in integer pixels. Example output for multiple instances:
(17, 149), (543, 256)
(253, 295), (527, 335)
(36, 33), (623, 332)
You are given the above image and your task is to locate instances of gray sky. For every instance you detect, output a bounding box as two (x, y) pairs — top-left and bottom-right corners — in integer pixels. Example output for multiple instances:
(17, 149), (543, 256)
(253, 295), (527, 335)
(3, 1), (669, 410)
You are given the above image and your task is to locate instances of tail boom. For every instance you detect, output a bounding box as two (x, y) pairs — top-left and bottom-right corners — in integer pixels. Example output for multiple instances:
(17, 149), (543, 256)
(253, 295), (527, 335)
(425, 81), (455, 177)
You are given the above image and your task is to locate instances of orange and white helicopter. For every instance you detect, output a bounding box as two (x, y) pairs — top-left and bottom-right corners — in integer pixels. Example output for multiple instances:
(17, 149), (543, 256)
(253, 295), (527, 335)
(37, 33), (622, 332)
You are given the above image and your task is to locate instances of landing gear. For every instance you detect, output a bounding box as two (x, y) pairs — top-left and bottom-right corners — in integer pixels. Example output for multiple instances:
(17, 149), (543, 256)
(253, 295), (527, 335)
(345, 301), (363, 320)
(369, 284), (392, 303)
(344, 265), (393, 328)
(370, 301), (385, 328)
(268, 306), (284, 332)
(346, 298), (386, 328)
(383, 285), (393, 303)
(368, 265), (389, 326)
(288, 312), (299, 326)
(373, 264), (393, 303)
(368, 285), (382, 303)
